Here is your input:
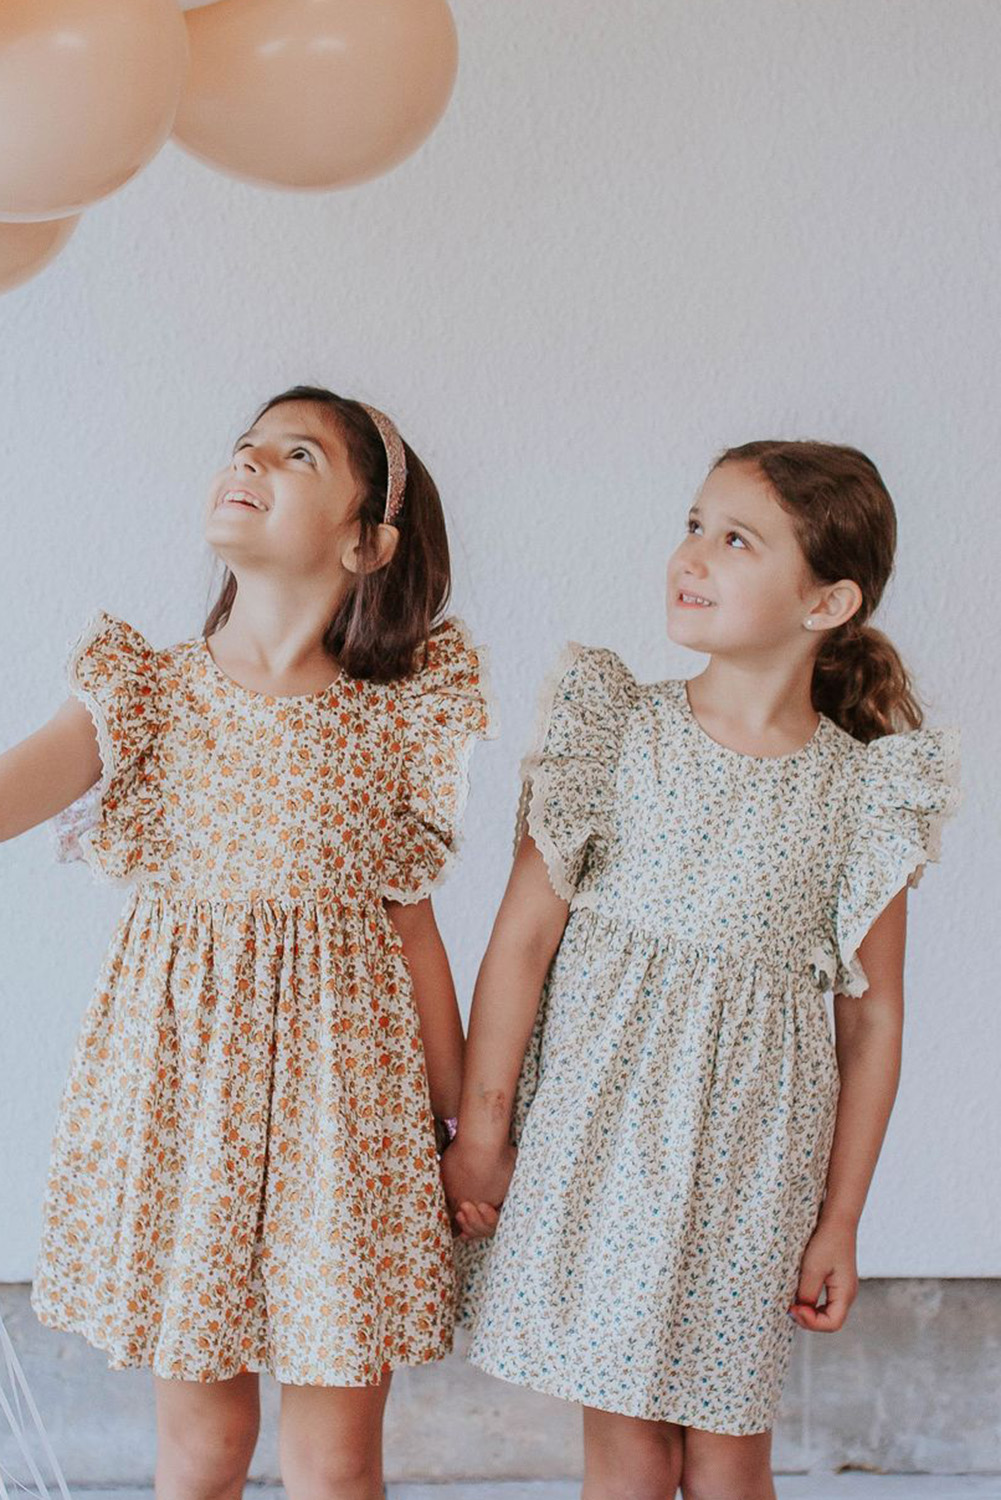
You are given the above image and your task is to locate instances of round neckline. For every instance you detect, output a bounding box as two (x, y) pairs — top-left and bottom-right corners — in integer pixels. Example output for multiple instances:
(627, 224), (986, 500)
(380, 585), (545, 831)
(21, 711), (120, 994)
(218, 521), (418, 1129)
(678, 679), (826, 763)
(199, 635), (345, 703)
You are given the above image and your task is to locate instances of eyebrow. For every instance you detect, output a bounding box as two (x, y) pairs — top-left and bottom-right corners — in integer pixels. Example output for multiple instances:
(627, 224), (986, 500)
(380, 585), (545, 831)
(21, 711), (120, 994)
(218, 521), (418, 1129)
(233, 430), (330, 459)
(688, 506), (768, 544)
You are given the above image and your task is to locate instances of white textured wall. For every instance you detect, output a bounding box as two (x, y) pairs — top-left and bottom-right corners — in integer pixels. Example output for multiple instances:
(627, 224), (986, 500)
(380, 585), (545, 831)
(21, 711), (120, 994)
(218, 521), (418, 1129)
(0, 1), (996, 1280)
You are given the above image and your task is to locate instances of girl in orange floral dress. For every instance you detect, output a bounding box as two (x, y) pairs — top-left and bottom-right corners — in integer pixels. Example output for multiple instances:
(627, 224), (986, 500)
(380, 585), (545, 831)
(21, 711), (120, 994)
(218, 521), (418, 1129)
(0, 386), (495, 1499)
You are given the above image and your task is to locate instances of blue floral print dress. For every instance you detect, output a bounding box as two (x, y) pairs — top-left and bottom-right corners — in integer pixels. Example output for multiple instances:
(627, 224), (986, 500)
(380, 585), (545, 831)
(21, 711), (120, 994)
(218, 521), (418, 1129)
(458, 643), (960, 1435)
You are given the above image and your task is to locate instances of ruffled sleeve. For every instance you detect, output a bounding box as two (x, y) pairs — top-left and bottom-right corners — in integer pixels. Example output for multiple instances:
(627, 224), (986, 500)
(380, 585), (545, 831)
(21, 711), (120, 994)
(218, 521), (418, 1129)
(50, 611), (161, 878)
(817, 726), (961, 997)
(514, 642), (639, 901)
(379, 616), (497, 904)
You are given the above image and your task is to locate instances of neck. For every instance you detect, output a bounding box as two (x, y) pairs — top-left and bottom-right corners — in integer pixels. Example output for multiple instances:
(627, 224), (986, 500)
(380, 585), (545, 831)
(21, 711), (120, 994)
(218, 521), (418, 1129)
(211, 569), (350, 678)
(687, 650), (820, 752)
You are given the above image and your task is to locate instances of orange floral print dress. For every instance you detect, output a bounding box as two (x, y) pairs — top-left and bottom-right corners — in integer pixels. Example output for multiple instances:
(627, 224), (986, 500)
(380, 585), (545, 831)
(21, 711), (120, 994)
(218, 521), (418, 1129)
(30, 610), (495, 1385)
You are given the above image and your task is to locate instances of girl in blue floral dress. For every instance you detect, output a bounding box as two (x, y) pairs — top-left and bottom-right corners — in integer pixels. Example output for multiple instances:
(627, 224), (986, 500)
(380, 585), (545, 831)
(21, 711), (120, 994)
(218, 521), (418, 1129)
(444, 440), (960, 1499)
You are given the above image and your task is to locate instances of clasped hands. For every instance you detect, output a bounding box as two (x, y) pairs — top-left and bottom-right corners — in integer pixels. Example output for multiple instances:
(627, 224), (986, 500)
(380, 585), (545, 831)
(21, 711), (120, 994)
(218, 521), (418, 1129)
(440, 1139), (517, 1241)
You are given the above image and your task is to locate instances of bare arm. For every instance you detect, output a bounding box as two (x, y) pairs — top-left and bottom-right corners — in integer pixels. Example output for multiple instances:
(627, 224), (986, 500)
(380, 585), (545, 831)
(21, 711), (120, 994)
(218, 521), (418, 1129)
(791, 885), (907, 1332)
(384, 895), (464, 1119)
(0, 697), (102, 842)
(441, 833), (570, 1231)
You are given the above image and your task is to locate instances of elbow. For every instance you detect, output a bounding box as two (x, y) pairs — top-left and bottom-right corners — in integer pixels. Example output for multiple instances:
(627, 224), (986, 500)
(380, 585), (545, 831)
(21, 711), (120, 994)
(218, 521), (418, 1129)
(384, 895), (431, 935)
(506, 922), (564, 988)
(835, 1005), (903, 1074)
(0, 796), (22, 844)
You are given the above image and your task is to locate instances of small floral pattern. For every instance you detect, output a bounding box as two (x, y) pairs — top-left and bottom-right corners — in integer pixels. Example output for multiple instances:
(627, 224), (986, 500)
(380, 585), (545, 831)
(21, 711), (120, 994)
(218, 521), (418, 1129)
(32, 610), (495, 1385)
(458, 644), (960, 1435)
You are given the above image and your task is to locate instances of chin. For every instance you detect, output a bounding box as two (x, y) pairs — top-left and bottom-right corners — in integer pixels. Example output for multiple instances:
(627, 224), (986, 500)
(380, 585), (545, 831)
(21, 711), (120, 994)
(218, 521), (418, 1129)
(667, 610), (714, 652)
(203, 520), (244, 564)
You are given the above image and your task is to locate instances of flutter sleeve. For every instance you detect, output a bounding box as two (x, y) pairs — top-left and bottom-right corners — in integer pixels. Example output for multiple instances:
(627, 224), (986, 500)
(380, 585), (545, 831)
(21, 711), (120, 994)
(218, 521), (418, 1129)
(514, 642), (639, 900)
(819, 725), (961, 997)
(51, 611), (161, 878)
(379, 616), (497, 904)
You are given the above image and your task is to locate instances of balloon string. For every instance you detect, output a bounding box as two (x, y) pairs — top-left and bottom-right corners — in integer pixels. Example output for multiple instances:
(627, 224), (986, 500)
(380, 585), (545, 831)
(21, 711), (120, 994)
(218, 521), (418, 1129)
(0, 1313), (72, 1499)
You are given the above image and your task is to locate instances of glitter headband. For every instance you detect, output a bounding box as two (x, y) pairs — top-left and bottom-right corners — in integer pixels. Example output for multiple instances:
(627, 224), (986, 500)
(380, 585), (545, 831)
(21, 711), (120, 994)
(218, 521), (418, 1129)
(359, 403), (407, 526)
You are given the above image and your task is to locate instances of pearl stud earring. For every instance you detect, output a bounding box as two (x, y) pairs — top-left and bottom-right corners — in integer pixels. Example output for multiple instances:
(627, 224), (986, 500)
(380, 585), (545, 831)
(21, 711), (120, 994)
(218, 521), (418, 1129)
(804, 618), (814, 629)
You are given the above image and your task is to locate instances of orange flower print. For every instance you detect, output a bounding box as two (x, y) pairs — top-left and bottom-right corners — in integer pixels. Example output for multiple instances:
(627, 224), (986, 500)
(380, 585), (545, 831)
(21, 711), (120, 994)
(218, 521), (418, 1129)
(34, 610), (495, 1384)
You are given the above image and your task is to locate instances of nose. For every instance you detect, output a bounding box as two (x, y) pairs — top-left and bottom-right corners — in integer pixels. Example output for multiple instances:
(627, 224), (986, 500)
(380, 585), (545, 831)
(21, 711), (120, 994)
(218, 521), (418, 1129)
(681, 538), (709, 579)
(232, 446), (262, 474)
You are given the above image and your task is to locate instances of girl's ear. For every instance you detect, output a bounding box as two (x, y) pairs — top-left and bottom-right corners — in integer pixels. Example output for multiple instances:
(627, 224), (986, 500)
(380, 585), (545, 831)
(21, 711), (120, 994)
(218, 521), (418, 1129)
(806, 578), (864, 633)
(341, 523), (400, 577)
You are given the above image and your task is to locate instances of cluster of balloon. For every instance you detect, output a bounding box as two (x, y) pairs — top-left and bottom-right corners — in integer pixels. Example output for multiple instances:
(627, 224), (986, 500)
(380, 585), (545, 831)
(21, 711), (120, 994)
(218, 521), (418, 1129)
(174, 0), (459, 191)
(0, 0), (459, 296)
(0, 0), (188, 293)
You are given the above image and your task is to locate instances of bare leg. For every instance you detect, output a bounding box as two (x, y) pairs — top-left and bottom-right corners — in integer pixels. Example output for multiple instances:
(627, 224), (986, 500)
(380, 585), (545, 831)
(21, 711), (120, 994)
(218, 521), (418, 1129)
(582, 1404), (684, 1500)
(154, 1371), (260, 1500)
(279, 1370), (393, 1500)
(680, 1425), (776, 1500)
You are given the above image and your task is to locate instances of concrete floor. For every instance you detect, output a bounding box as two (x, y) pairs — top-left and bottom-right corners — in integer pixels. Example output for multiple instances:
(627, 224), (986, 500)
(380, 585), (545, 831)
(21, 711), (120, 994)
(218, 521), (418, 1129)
(6, 1287), (1001, 1486)
(44, 1481), (1001, 1500)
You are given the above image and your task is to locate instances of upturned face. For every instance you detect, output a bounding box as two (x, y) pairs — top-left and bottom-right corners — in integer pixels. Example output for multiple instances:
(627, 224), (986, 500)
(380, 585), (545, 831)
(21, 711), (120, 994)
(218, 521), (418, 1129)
(666, 460), (819, 657)
(204, 400), (361, 578)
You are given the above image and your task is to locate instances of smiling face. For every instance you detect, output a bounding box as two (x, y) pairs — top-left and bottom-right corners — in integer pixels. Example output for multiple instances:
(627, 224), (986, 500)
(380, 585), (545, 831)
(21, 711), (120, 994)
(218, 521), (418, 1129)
(666, 459), (820, 657)
(204, 400), (362, 578)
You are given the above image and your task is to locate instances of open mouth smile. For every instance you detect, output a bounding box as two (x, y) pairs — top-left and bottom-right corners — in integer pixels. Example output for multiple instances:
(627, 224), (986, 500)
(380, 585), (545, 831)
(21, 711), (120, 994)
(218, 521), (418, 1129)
(219, 488), (267, 511)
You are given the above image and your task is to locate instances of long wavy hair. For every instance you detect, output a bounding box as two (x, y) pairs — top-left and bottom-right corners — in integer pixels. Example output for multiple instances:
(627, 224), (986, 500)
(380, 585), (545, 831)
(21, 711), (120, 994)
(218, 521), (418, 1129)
(711, 440), (922, 742)
(204, 386), (451, 682)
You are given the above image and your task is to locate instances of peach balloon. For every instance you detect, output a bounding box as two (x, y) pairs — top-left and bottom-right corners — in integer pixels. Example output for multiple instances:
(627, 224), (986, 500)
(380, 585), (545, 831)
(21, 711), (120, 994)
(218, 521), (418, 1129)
(0, 0), (188, 222)
(173, 0), (458, 190)
(0, 215), (78, 294)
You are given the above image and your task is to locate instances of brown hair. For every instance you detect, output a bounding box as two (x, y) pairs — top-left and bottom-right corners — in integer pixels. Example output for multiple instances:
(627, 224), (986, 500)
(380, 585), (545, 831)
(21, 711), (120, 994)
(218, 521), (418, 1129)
(711, 440), (922, 742)
(204, 385), (451, 682)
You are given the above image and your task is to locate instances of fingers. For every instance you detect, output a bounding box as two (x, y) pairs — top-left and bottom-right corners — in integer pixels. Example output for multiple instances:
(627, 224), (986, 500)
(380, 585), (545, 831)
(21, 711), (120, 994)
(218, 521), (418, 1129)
(454, 1201), (501, 1240)
(794, 1257), (828, 1310)
(790, 1296), (848, 1332)
(456, 1202), (499, 1238)
(790, 1274), (857, 1332)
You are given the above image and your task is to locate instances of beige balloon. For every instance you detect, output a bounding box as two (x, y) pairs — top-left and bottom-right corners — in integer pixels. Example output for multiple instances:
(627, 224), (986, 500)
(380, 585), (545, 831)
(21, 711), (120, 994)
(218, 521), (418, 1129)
(173, 0), (458, 190)
(0, 215), (79, 294)
(0, 0), (188, 222)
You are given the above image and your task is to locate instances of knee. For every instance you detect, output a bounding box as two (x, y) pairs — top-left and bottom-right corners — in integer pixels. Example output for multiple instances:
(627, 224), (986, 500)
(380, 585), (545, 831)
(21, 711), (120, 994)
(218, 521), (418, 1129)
(681, 1463), (772, 1500)
(280, 1445), (382, 1500)
(156, 1407), (259, 1497)
(600, 1471), (683, 1500)
(682, 1489), (763, 1500)
(586, 1469), (682, 1500)
(584, 1436), (683, 1500)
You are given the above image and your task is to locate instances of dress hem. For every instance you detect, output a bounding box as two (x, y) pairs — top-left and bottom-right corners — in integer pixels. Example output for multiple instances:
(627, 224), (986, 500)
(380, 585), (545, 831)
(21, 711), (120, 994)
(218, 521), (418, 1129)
(32, 1297), (453, 1386)
(465, 1346), (776, 1437)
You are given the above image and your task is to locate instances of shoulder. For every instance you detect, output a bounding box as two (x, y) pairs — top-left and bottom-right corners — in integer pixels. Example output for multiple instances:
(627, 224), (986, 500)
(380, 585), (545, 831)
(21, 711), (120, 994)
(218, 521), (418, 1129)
(835, 721), (960, 797)
(392, 615), (498, 740)
(68, 609), (203, 673)
(835, 723), (961, 889)
(416, 614), (484, 676)
(524, 642), (654, 769)
(542, 641), (647, 714)
(66, 610), (164, 694)
(68, 609), (154, 660)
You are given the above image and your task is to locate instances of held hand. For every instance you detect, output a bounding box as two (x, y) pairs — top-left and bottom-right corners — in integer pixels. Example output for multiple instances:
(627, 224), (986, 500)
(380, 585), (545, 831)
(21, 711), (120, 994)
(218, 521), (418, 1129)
(789, 1218), (859, 1333)
(440, 1139), (516, 1241)
(454, 1201), (501, 1240)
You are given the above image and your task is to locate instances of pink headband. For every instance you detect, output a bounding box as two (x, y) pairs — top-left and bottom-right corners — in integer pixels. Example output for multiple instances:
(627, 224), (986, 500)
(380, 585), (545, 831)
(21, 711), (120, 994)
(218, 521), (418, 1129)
(359, 403), (407, 526)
